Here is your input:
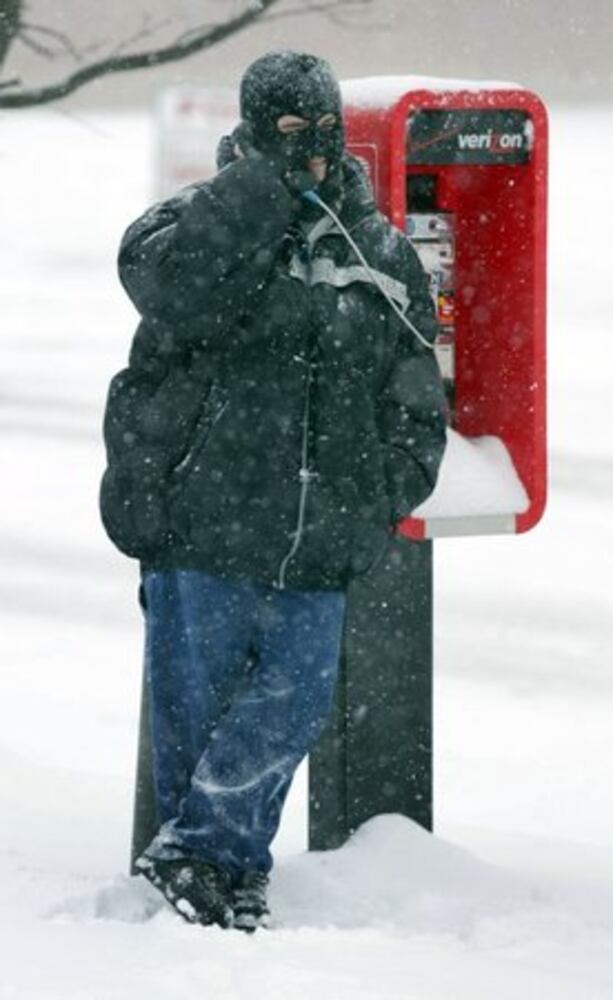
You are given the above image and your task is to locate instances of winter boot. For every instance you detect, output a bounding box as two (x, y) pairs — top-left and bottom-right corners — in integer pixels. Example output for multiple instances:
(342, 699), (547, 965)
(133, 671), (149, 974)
(136, 855), (234, 928)
(232, 871), (271, 932)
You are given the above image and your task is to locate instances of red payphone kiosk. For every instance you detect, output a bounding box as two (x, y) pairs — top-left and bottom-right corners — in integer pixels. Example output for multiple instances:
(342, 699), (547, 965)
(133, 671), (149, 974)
(341, 78), (547, 539)
(309, 79), (547, 852)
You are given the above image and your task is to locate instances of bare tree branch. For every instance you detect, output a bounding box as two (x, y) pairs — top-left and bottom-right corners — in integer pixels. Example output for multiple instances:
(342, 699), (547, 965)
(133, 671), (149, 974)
(14, 30), (50, 58)
(109, 14), (176, 60)
(0, 75), (20, 90)
(0, 0), (284, 109)
(19, 21), (82, 62)
(0, 0), (376, 110)
(174, 24), (218, 48)
(265, 0), (378, 28)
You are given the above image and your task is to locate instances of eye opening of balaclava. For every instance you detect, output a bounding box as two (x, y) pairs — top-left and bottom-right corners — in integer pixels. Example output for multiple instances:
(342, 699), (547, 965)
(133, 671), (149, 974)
(239, 51), (345, 176)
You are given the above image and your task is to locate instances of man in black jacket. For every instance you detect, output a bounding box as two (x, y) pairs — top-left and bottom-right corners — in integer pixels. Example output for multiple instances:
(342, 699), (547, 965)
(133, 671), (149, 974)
(100, 51), (446, 931)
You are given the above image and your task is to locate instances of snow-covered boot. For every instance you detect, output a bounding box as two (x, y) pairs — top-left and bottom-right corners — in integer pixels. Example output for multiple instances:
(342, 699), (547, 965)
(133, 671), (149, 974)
(136, 855), (234, 928)
(232, 871), (271, 932)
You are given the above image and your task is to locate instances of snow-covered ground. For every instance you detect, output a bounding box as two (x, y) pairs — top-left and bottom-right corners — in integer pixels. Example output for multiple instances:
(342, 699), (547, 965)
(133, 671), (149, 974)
(1, 104), (612, 999)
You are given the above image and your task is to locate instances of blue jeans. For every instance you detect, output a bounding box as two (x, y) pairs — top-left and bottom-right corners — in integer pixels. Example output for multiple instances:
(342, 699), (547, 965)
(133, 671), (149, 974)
(140, 569), (346, 876)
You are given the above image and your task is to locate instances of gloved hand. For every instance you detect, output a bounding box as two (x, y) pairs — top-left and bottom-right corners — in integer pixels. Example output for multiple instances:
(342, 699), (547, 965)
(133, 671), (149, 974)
(230, 121), (317, 197)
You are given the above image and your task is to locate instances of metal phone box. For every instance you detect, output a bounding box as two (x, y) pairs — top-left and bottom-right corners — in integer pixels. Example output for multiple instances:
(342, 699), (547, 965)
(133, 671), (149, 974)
(341, 79), (547, 538)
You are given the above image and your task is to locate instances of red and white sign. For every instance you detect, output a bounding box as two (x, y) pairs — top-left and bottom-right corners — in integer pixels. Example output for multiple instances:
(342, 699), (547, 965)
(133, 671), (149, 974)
(154, 84), (238, 199)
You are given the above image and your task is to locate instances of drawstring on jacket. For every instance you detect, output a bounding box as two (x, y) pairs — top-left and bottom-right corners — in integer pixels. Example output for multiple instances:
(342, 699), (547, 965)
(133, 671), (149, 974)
(276, 351), (318, 590)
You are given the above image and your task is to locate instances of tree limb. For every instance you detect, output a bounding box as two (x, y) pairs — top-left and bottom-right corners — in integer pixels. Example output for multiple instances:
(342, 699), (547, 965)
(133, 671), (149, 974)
(19, 21), (82, 62)
(0, 0), (284, 109)
(265, 0), (378, 28)
(0, 75), (20, 90)
(108, 14), (176, 60)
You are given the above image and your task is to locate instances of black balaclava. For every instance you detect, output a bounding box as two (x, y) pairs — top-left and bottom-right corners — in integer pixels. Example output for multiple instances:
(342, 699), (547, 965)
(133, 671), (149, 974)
(239, 51), (345, 187)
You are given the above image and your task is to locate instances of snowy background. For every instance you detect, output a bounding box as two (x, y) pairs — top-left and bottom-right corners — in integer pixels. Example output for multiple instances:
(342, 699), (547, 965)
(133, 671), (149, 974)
(1, 103), (612, 998)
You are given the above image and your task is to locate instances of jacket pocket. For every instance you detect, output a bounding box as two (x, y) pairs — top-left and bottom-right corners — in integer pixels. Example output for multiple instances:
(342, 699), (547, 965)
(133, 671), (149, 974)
(170, 384), (229, 482)
(297, 475), (358, 581)
(99, 447), (171, 560)
(296, 472), (391, 583)
(167, 385), (230, 540)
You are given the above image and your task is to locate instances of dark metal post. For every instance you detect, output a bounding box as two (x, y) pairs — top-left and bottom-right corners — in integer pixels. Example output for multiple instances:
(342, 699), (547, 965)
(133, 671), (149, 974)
(130, 665), (158, 874)
(309, 535), (432, 850)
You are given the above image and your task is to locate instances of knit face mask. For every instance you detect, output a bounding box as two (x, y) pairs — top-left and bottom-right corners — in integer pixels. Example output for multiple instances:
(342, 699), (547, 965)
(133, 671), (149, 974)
(239, 51), (345, 177)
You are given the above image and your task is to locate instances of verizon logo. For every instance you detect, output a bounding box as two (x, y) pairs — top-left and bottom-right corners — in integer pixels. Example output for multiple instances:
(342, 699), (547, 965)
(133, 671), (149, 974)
(457, 130), (524, 153)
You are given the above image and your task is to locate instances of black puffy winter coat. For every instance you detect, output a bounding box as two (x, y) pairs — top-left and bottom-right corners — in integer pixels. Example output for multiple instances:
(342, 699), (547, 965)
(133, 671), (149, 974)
(100, 152), (447, 591)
